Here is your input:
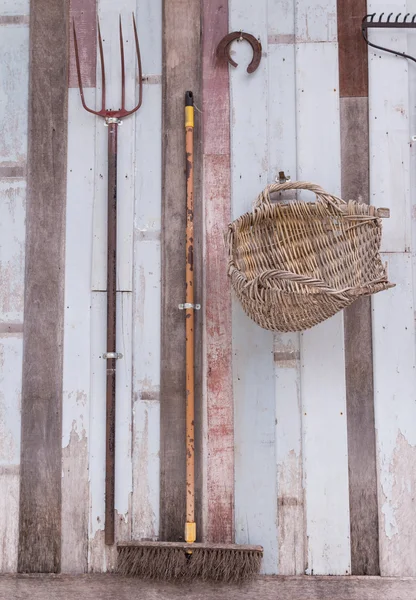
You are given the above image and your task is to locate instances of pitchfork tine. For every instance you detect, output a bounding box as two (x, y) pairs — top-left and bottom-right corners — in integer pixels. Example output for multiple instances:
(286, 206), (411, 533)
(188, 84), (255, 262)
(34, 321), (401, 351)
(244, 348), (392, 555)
(132, 13), (143, 112)
(119, 16), (126, 110)
(73, 19), (101, 116)
(97, 20), (106, 113)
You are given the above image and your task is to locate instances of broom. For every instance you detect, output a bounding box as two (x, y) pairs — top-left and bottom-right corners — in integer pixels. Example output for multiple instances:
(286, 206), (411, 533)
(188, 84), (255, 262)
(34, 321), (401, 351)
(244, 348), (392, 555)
(117, 91), (263, 582)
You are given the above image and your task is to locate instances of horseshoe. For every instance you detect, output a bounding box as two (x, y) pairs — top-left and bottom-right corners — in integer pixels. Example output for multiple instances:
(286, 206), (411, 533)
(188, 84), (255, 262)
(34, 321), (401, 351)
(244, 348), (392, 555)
(216, 31), (262, 74)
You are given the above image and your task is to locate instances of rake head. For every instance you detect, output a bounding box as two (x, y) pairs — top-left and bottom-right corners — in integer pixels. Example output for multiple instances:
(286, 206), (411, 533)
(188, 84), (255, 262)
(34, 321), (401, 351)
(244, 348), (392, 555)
(73, 13), (143, 120)
(362, 12), (416, 64)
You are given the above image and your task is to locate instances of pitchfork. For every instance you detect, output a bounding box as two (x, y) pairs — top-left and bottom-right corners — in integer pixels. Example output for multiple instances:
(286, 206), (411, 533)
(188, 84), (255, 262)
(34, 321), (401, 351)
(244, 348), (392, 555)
(73, 14), (143, 546)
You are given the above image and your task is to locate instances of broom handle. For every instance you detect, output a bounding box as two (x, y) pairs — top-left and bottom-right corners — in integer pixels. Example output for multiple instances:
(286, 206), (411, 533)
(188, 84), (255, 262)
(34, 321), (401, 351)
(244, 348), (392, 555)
(184, 91), (196, 544)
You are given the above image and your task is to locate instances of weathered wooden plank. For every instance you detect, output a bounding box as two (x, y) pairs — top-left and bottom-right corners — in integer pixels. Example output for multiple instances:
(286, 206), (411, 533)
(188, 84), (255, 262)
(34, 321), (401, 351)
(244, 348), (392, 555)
(0, 338), (23, 573)
(0, 23), (29, 171)
(229, 1), (278, 574)
(367, 0), (410, 253)
(337, 0), (368, 98)
(160, 0), (201, 542)
(267, 3), (305, 573)
(0, 181), (26, 325)
(2, 575), (416, 599)
(69, 0), (96, 88)
(296, 38), (351, 575)
(340, 83), (380, 577)
(202, 0), (234, 545)
(91, 0), (137, 292)
(89, 291), (133, 570)
(61, 88), (95, 573)
(18, 0), (68, 573)
(372, 253), (416, 576)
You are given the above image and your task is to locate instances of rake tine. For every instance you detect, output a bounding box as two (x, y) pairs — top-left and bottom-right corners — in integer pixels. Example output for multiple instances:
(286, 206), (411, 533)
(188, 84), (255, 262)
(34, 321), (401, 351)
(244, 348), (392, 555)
(73, 19), (101, 116)
(404, 13), (410, 22)
(413, 14), (416, 23)
(387, 12), (393, 22)
(97, 20), (106, 113)
(395, 13), (401, 23)
(369, 13), (376, 22)
(119, 16), (126, 111)
(379, 13), (384, 22)
(124, 12), (143, 116)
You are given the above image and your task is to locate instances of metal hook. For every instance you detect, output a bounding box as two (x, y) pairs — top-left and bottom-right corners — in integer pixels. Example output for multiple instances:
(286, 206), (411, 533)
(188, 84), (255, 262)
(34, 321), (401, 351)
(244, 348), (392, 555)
(216, 31), (262, 74)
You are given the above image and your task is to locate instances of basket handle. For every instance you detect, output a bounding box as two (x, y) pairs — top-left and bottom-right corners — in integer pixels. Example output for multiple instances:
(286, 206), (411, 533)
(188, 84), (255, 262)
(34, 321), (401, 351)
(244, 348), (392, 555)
(253, 180), (346, 211)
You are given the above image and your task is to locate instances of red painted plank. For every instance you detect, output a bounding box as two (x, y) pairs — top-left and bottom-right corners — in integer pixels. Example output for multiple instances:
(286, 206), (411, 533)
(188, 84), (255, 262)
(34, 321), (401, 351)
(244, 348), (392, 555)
(202, 1), (234, 544)
(69, 0), (96, 88)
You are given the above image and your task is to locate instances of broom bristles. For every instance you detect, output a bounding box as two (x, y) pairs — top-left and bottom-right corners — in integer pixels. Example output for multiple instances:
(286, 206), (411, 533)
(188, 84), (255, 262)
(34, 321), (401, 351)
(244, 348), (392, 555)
(117, 543), (263, 583)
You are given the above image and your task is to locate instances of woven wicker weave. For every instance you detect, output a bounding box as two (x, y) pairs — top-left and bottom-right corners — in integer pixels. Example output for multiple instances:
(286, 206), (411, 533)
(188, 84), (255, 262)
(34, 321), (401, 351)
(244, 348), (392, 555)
(226, 181), (395, 332)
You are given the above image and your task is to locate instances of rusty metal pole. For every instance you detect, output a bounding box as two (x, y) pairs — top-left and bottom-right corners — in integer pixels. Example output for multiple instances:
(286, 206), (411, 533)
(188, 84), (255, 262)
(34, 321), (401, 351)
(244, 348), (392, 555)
(105, 120), (119, 546)
(184, 91), (196, 544)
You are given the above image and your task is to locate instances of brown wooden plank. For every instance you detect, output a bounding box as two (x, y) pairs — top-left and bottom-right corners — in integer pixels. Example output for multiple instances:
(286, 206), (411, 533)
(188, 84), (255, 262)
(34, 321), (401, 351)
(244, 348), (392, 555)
(2, 575), (416, 599)
(69, 0), (96, 88)
(337, 0), (368, 98)
(340, 96), (380, 573)
(202, 0), (234, 544)
(18, 0), (69, 573)
(160, 0), (202, 542)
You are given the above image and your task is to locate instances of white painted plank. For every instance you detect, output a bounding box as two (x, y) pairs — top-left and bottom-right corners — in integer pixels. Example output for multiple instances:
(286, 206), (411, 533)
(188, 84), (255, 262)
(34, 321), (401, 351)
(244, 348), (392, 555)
(62, 88), (95, 573)
(131, 0), (162, 538)
(295, 0), (337, 43)
(92, 0), (137, 292)
(0, 181), (26, 324)
(367, 0), (410, 253)
(230, 0), (278, 574)
(267, 3), (305, 573)
(89, 290), (133, 570)
(0, 337), (22, 572)
(0, 1), (29, 15)
(372, 253), (416, 576)
(295, 39), (351, 575)
(0, 23), (29, 167)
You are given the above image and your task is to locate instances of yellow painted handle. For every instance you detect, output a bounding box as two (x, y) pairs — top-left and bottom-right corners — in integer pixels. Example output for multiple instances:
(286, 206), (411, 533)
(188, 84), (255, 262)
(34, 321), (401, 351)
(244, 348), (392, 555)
(185, 105), (194, 128)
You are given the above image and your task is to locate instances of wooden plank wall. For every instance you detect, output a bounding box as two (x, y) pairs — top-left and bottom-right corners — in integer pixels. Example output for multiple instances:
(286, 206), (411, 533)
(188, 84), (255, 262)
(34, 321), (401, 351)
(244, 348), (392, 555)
(0, 0), (29, 573)
(3, 0), (416, 582)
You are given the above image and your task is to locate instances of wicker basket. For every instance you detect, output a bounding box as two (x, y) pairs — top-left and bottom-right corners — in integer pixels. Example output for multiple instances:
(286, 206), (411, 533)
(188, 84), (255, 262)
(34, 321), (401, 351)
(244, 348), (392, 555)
(226, 181), (395, 332)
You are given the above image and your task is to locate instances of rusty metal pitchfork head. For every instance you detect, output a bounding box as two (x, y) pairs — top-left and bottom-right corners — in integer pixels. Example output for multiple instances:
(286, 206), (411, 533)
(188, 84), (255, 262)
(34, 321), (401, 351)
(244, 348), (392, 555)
(73, 13), (143, 121)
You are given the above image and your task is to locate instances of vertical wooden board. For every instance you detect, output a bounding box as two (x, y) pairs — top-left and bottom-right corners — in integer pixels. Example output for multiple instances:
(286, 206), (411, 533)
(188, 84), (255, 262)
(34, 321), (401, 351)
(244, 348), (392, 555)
(295, 0), (337, 42)
(202, 0), (234, 545)
(340, 98), (369, 203)
(337, 0), (367, 98)
(61, 88), (95, 573)
(295, 40), (351, 574)
(301, 318), (350, 575)
(132, 239), (161, 538)
(372, 253), (416, 576)
(1, 337), (21, 573)
(267, 6), (305, 573)
(19, 0), (68, 573)
(160, 0), (201, 542)
(229, 0), (278, 574)
(367, 0), (410, 253)
(132, 400), (160, 540)
(89, 291), (132, 570)
(274, 334), (304, 576)
(69, 0), (96, 88)
(91, 0), (137, 292)
(0, 23), (29, 169)
(0, 181), (26, 324)
(136, 0), (162, 75)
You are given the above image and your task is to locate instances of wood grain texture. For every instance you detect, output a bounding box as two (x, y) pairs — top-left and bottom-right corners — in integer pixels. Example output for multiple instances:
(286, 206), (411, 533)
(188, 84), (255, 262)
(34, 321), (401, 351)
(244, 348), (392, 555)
(18, 0), (68, 573)
(202, 0), (234, 544)
(340, 99), (379, 575)
(160, 0), (202, 542)
(337, 0), (368, 97)
(69, 0), (96, 88)
(1, 575), (416, 599)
